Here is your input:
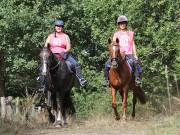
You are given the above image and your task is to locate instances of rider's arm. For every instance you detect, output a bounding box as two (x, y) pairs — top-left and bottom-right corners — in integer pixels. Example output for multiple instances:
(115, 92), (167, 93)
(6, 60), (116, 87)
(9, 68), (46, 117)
(44, 35), (51, 47)
(65, 35), (71, 52)
(131, 32), (138, 59)
(132, 41), (138, 59)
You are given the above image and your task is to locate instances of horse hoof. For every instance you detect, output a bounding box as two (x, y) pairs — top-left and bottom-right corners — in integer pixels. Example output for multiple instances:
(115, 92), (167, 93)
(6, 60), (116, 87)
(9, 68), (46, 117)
(53, 121), (62, 127)
(64, 123), (68, 128)
(121, 117), (127, 122)
(131, 116), (135, 121)
(55, 124), (61, 128)
(121, 120), (127, 124)
(115, 115), (120, 120)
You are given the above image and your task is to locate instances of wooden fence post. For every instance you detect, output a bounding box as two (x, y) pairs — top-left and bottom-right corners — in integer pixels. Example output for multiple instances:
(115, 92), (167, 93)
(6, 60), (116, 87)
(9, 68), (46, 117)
(15, 97), (20, 115)
(174, 74), (179, 97)
(0, 97), (5, 119)
(6, 96), (13, 120)
(165, 65), (172, 114)
(0, 51), (5, 97)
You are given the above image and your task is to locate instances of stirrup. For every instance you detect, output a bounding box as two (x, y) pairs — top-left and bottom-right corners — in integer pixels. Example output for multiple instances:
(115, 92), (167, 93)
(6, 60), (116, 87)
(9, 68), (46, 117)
(38, 85), (46, 92)
(79, 78), (87, 87)
(36, 76), (40, 81)
(135, 78), (142, 86)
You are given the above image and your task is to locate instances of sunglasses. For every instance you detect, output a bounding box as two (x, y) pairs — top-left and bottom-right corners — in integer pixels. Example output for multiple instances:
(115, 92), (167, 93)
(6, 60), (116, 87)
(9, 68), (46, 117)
(118, 21), (128, 25)
(55, 25), (64, 27)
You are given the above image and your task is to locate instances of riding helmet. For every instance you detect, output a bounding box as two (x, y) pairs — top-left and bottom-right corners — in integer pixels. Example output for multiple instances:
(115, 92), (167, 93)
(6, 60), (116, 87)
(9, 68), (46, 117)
(54, 19), (64, 27)
(117, 15), (128, 24)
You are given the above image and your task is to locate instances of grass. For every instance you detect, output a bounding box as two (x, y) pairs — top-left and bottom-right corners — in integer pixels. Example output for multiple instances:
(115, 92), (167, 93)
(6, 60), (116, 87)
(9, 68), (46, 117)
(0, 93), (180, 135)
(147, 112), (180, 135)
(73, 110), (180, 135)
(1, 110), (180, 135)
(0, 120), (18, 135)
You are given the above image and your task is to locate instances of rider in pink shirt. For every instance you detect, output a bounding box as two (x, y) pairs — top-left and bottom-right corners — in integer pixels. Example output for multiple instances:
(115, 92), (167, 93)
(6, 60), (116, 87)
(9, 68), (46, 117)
(113, 30), (134, 55)
(44, 19), (87, 87)
(105, 15), (142, 86)
(48, 32), (69, 54)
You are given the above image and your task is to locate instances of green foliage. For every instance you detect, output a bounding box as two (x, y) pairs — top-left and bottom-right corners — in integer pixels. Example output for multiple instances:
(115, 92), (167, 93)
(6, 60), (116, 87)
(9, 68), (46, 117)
(72, 90), (114, 118)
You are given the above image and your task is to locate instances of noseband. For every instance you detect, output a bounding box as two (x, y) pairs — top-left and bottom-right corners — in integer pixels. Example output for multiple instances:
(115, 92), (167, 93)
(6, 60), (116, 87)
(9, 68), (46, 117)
(110, 44), (122, 68)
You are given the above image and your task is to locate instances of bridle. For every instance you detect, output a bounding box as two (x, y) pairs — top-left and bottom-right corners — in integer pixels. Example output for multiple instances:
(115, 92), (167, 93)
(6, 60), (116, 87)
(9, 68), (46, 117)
(110, 44), (122, 68)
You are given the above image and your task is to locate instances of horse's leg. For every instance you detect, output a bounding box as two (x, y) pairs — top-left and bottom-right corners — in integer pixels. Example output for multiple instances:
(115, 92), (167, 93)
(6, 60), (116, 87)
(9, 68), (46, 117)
(47, 90), (52, 108)
(119, 90), (123, 102)
(62, 94), (67, 127)
(47, 91), (56, 124)
(54, 91), (63, 127)
(122, 86), (128, 121)
(111, 87), (120, 120)
(132, 92), (137, 118)
(62, 92), (75, 127)
(62, 110), (68, 128)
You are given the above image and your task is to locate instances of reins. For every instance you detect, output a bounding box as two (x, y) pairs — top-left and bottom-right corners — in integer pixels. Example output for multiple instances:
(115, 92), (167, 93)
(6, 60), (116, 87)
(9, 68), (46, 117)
(50, 61), (60, 71)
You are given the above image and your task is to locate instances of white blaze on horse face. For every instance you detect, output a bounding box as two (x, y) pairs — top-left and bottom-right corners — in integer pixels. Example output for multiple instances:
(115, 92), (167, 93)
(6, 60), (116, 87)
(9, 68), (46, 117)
(112, 46), (116, 58)
(42, 55), (47, 75)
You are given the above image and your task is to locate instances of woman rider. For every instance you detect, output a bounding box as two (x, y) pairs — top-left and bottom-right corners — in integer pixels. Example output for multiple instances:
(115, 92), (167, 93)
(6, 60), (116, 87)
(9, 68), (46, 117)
(44, 19), (87, 87)
(105, 15), (142, 86)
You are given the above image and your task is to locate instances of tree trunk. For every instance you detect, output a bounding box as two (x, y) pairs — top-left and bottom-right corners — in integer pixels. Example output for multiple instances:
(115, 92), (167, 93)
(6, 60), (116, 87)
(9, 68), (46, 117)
(0, 51), (5, 97)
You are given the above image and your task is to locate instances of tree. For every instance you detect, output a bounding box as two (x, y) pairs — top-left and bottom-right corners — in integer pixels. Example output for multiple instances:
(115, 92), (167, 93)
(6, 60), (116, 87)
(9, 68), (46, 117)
(0, 51), (5, 96)
(0, 0), (179, 98)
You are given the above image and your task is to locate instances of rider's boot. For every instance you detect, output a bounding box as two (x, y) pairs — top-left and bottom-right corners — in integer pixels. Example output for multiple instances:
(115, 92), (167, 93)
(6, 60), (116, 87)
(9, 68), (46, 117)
(104, 60), (110, 87)
(134, 63), (142, 86)
(75, 66), (87, 87)
(36, 76), (46, 92)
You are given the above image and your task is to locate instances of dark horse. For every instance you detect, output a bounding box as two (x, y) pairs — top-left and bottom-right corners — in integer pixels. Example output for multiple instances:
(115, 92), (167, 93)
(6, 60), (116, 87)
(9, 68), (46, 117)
(39, 47), (75, 127)
(108, 38), (146, 121)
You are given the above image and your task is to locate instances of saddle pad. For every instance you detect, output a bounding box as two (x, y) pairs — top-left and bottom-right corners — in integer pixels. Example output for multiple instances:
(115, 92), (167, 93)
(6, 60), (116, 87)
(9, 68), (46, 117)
(65, 61), (73, 73)
(126, 59), (134, 72)
(126, 59), (142, 73)
(54, 53), (73, 73)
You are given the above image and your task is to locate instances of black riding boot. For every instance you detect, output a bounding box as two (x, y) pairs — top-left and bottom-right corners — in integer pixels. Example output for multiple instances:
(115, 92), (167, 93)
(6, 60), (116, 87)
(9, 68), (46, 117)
(134, 63), (142, 86)
(75, 66), (87, 87)
(36, 66), (45, 92)
(37, 75), (46, 92)
(104, 59), (111, 87)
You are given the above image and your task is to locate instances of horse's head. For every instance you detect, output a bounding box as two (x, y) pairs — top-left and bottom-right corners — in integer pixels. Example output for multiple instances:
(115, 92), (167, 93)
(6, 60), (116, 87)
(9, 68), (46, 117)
(39, 47), (51, 76)
(108, 38), (123, 68)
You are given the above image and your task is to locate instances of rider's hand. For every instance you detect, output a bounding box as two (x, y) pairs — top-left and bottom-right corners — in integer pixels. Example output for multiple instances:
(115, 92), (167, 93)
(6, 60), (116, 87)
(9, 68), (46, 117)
(134, 55), (138, 60)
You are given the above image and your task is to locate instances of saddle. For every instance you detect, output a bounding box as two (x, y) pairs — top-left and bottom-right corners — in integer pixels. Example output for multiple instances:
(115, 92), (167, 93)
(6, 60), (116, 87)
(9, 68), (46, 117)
(54, 53), (73, 73)
(125, 55), (142, 73)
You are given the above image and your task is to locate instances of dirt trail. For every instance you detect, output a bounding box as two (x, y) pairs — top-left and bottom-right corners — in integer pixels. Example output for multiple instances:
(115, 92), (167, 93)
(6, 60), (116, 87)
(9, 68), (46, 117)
(25, 118), (148, 135)
(29, 128), (137, 135)
(2, 112), (180, 135)
(2, 116), (180, 135)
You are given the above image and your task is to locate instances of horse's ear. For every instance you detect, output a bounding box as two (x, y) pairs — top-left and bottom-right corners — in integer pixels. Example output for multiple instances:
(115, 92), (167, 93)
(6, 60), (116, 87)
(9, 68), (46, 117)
(108, 38), (112, 44)
(116, 38), (119, 44)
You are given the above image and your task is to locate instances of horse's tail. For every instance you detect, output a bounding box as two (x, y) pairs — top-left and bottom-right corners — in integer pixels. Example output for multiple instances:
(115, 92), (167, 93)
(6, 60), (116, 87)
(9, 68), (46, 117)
(134, 86), (146, 104)
(63, 92), (76, 115)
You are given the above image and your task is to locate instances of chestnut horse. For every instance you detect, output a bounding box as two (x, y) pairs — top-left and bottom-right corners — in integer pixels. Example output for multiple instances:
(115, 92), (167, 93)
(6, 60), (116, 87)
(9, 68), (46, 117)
(108, 38), (146, 121)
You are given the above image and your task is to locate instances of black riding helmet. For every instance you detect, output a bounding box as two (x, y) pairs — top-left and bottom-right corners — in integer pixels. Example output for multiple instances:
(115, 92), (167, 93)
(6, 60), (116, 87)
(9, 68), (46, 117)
(55, 19), (64, 27)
